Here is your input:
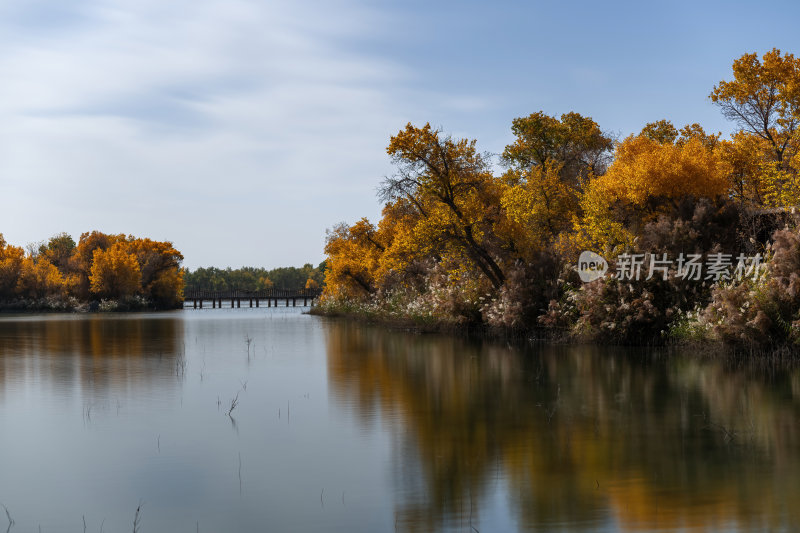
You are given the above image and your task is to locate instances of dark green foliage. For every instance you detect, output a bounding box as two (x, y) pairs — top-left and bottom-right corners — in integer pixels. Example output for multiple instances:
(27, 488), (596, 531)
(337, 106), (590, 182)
(38, 232), (76, 271)
(184, 262), (326, 291)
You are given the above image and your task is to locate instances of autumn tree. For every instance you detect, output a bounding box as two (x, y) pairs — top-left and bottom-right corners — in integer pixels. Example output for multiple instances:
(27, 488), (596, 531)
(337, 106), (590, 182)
(677, 123), (720, 150)
(372, 197), (428, 288)
(711, 49), (800, 207)
(710, 48), (800, 166)
(0, 231), (184, 308)
(73, 231), (124, 298)
(381, 123), (506, 289)
(127, 238), (184, 307)
(719, 131), (769, 206)
(594, 134), (727, 207)
(16, 257), (64, 299)
(89, 242), (142, 299)
(571, 132), (729, 254)
(500, 161), (578, 255)
(497, 112), (613, 259)
(0, 234), (25, 299)
(323, 218), (385, 298)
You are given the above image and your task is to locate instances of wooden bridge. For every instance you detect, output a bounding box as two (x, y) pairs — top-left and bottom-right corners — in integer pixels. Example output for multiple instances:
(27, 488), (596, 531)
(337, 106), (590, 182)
(183, 288), (323, 309)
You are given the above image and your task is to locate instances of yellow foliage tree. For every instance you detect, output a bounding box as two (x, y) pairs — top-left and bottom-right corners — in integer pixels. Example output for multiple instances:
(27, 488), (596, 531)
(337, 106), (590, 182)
(381, 123), (506, 289)
(719, 131), (769, 206)
(74, 231), (125, 299)
(127, 238), (184, 307)
(0, 231), (184, 308)
(0, 234), (25, 299)
(711, 48), (800, 207)
(16, 257), (64, 299)
(710, 48), (800, 167)
(569, 134), (728, 255)
(499, 162), (579, 256)
(323, 218), (385, 299)
(372, 198), (426, 283)
(596, 135), (728, 206)
(89, 243), (142, 299)
(760, 159), (800, 207)
(567, 179), (635, 258)
(148, 268), (184, 308)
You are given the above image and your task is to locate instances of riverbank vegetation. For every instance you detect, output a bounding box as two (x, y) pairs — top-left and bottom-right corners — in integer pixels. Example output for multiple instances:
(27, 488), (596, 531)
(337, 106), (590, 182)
(318, 49), (800, 347)
(0, 231), (184, 311)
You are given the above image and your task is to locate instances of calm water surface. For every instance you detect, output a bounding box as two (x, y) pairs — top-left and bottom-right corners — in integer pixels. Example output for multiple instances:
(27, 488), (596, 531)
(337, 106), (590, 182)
(0, 309), (799, 532)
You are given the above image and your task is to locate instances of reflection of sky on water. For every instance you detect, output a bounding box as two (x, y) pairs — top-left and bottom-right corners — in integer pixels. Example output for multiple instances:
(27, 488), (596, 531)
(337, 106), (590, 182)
(0, 312), (184, 404)
(0, 310), (799, 532)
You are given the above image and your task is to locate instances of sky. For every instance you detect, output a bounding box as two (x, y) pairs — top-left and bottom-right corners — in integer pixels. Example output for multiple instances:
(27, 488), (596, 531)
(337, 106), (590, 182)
(2, 0), (800, 270)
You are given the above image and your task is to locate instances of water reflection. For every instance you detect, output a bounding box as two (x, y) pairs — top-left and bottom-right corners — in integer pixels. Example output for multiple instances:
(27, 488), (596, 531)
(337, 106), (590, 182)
(325, 320), (800, 532)
(0, 314), (183, 399)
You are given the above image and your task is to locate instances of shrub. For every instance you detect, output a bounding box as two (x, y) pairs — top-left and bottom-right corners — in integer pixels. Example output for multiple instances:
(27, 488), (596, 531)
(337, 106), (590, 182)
(701, 228), (800, 345)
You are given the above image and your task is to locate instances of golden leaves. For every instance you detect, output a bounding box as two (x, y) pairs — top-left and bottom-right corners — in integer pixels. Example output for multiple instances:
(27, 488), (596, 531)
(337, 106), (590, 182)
(0, 231), (184, 307)
(595, 135), (728, 206)
(17, 257), (64, 299)
(90, 243), (142, 298)
(499, 162), (578, 255)
(0, 234), (25, 298)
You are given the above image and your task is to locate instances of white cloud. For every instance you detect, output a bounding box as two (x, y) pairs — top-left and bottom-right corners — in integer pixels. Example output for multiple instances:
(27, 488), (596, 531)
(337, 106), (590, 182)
(0, 0), (411, 268)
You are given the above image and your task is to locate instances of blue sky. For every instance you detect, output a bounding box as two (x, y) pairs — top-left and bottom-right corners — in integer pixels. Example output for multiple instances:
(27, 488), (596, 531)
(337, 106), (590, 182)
(1, 0), (799, 269)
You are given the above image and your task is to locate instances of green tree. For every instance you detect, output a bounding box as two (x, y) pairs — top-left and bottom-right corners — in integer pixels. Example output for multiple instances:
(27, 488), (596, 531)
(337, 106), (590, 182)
(502, 111), (614, 186)
(38, 232), (76, 272)
(640, 120), (679, 144)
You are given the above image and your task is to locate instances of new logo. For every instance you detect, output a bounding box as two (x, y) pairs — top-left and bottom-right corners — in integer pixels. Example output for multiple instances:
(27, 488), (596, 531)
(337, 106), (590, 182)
(577, 251), (608, 282)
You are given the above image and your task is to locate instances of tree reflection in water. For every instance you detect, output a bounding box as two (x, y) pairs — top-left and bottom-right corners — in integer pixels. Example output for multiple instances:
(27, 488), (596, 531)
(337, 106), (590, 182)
(325, 320), (800, 532)
(0, 314), (183, 400)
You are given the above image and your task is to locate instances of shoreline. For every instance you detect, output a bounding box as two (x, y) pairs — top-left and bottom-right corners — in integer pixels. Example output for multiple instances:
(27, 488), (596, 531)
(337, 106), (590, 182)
(0, 296), (182, 314)
(308, 305), (800, 360)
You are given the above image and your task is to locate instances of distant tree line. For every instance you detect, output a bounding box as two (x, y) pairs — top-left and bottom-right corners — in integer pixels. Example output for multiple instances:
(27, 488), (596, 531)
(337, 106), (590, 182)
(183, 262), (326, 292)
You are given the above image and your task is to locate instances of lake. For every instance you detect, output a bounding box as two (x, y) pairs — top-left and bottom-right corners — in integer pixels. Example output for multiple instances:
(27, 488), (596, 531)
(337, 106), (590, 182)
(0, 308), (799, 532)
